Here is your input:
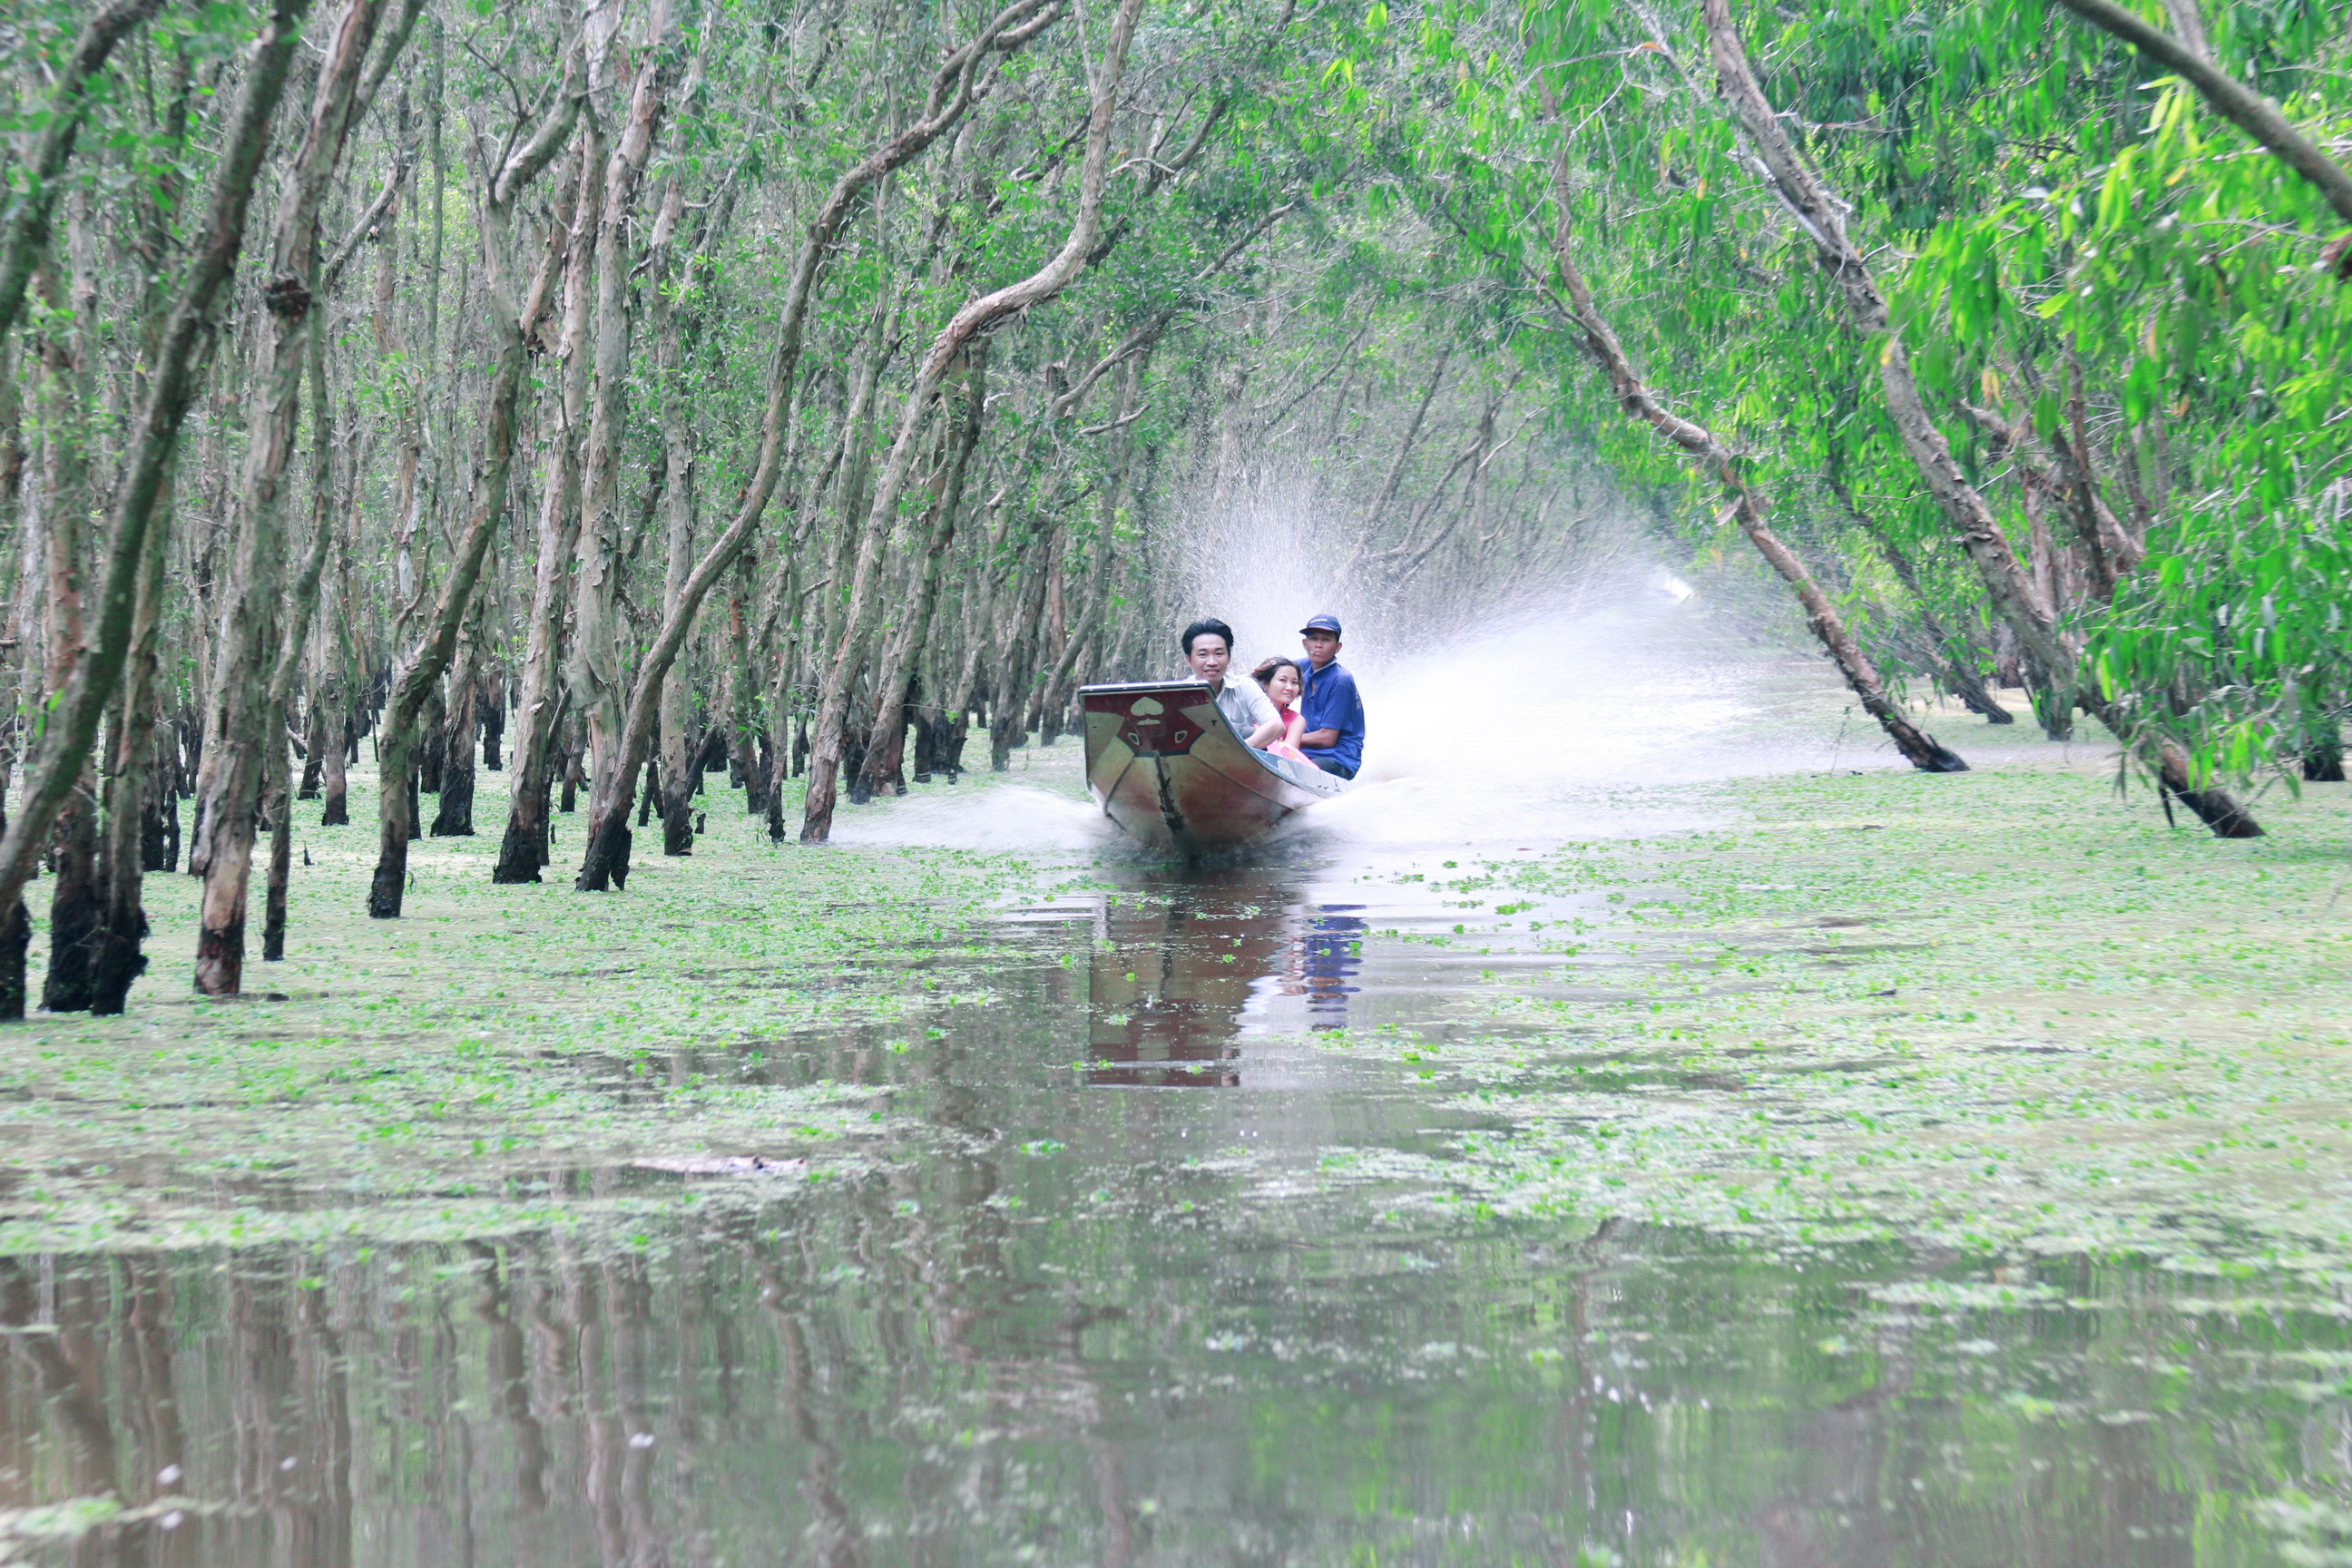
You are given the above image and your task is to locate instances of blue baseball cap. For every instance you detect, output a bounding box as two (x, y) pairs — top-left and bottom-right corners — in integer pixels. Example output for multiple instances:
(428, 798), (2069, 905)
(1298, 614), (1342, 635)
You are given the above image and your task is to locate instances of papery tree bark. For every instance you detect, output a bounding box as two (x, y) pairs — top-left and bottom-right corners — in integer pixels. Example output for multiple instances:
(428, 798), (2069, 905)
(566, 11), (680, 880)
(799, 0), (1147, 844)
(723, 552), (762, 813)
(192, 0), (402, 996)
(985, 520), (1060, 774)
(262, 344), (344, 962)
(648, 178), (701, 858)
(429, 607), (485, 837)
(0, 0), (317, 1020)
(366, 52), (585, 916)
(89, 462), (174, 1014)
(1825, 473), (2014, 726)
(854, 339), (990, 800)
(572, 0), (1064, 887)
(89, 51), (197, 1013)
(316, 409), (367, 828)
(493, 141), (598, 883)
(33, 201), (105, 1013)
(1025, 348), (1148, 750)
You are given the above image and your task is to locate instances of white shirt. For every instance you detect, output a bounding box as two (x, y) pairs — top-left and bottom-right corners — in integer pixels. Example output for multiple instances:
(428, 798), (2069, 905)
(1208, 674), (1279, 743)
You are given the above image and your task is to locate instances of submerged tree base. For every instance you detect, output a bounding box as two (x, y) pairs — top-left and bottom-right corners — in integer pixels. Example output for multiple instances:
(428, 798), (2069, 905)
(0, 735), (2343, 1274)
(0, 766), (1046, 1252)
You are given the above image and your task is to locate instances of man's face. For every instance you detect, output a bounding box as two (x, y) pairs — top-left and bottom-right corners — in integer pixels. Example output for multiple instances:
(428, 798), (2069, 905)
(1186, 634), (1231, 683)
(1301, 631), (1341, 669)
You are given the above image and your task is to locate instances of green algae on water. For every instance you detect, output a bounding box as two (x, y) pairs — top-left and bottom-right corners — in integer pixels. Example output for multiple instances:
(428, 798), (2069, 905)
(0, 769), (1054, 1254)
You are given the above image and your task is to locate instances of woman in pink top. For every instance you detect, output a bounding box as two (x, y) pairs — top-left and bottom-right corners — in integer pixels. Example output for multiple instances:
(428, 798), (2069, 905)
(1250, 657), (1315, 766)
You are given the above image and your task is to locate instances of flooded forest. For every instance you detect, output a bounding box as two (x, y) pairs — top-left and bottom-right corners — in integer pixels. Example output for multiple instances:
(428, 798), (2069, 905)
(1, 0), (2350, 1558)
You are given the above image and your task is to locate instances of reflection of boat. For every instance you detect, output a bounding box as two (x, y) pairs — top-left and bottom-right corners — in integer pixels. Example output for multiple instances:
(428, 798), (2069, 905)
(1083, 871), (1367, 1086)
(1078, 681), (1348, 857)
(1085, 874), (1279, 1086)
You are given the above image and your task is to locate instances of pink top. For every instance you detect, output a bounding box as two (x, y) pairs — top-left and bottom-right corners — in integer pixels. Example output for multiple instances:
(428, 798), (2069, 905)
(1272, 701), (1304, 746)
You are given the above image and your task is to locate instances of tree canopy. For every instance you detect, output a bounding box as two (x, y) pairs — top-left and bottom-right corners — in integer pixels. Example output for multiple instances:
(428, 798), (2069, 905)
(0, 0), (2345, 1011)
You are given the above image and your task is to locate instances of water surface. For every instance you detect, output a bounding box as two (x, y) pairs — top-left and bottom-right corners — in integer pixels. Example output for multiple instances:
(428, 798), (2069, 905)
(3, 603), (2341, 1566)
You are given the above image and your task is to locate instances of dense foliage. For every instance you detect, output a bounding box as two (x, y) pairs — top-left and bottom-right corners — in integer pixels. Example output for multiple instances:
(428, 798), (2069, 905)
(0, 0), (2345, 1014)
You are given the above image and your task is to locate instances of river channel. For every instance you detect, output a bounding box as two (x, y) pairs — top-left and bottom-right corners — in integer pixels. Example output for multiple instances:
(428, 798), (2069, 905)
(2, 604), (2346, 1565)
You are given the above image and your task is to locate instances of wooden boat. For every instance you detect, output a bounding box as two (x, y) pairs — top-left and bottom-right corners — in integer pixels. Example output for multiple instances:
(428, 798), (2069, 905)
(1079, 681), (1349, 857)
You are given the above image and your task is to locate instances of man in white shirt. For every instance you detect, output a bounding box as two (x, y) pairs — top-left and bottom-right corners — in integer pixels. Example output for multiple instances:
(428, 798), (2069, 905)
(1181, 618), (1283, 748)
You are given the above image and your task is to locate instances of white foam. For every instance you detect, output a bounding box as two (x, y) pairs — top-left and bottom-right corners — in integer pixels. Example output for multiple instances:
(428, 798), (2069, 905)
(825, 780), (1110, 856)
(828, 588), (1906, 859)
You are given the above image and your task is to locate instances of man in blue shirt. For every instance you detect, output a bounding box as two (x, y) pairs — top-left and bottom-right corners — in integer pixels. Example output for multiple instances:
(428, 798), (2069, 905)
(1296, 614), (1365, 779)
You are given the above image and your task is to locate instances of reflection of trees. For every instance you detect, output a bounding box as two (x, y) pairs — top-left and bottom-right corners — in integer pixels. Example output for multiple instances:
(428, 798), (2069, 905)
(2, 1258), (122, 1499)
(467, 1240), (549, 1513)
(0, 1031), (2328, 1568)
(1549, 1233), (2286, 1568)
(289, 1269), (353, 1568)
(0, 1219), (2322, 1564)
(565, 1245), (671, 1568)
(125, 1258), (192, 1568)
(769, 1305), (862, 1568)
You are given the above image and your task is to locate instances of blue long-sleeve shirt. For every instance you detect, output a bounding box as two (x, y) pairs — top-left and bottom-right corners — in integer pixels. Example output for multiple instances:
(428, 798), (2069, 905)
(1299, 659), (1365, 774)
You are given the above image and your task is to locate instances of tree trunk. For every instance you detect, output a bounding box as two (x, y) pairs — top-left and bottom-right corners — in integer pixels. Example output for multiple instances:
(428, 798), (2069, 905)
(90, 448), (177, 1013)
(1538, 131), (1964, 773)
(1702, 0), (2260, 827)
(986, 524), (1058, 773)
(260, 723), (294, 962)
(568, 26), (677, 886)
(140, 711), (180, 877)
(855, 340), (989, 801)
(573, 0), (1065, 884)
(2303, 729), (2346, 783)
(726, 552), (763, 814)
(34, 210), (105, 1012)
(2051, 0), (2352, 250)
(762, 565), (806, 842)
(417, 681), (447, 797)
(249, 335), (347, 962)
(494, 141), (596, 883)
(652, 177), (699, 859)
(193, 0), (396, 997)
(319, 700), (351, 825)
(367, 55), (583, 914)
(430, 610), (482, 835)
(298, 694), (328, 798)
(1029, 351), (1144, 750)
(481, 675), (505, 769)
(559, 734), (582, 815)
(801, 0), (1144, 842)
(1825, 475), (2014, 725)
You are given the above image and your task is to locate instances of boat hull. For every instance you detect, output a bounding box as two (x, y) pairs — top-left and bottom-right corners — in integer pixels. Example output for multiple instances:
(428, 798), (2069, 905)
(1079, 681), (1348, 856)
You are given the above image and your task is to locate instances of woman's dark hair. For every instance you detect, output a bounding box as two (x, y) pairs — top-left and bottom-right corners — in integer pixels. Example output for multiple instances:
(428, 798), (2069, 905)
(1181, 618), (1235, 655)
(1251, 656), (1300, 691)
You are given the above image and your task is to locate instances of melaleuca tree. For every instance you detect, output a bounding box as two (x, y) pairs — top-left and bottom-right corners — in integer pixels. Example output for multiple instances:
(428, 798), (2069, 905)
(1322, 0), (2347, 828)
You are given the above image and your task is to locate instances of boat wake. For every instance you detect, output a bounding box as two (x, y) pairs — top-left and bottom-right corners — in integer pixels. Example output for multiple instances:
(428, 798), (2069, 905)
(823, 779), (1109, 857)
(829, 589), (1900, 859)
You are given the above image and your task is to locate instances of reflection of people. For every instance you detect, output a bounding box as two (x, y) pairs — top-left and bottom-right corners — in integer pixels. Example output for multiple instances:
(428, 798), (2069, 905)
(1296, 614), (1365, 779)
(1249, 657), (1315, 767)
(1181, 618), (1284, 749)
(1299, 906), (1365, 1028)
